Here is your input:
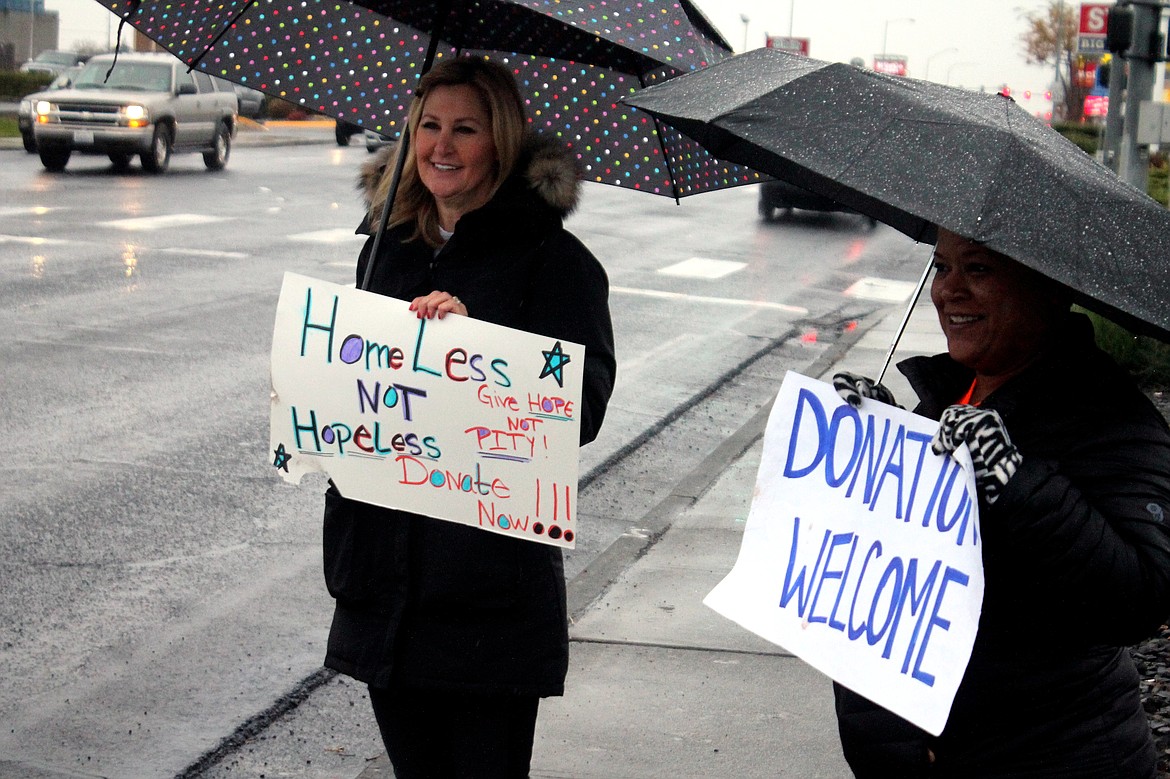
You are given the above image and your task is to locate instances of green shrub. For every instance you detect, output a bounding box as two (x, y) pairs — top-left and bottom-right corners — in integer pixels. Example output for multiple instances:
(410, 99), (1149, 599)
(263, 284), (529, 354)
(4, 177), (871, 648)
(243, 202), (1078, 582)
(1052, 120), (1100, 156)
(1084, 309), (1170, 389)
(0, 70), (54, 99)
(0, 116), (18, 138)
(1149, 158), (1168, 207)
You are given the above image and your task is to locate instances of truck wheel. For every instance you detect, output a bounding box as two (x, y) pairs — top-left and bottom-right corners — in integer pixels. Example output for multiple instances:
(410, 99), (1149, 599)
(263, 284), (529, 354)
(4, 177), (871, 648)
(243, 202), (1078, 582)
(141, 124), (173, 173)
(38, 145), (71, 172)
(203, 123), (231, 170)
(22, 131), (37, 153)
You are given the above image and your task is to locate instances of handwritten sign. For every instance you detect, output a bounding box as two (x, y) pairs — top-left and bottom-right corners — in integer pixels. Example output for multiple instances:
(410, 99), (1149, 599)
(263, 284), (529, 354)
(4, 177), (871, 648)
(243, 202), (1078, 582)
(705, 371), (984, 735)
(268, 273), (584, 548)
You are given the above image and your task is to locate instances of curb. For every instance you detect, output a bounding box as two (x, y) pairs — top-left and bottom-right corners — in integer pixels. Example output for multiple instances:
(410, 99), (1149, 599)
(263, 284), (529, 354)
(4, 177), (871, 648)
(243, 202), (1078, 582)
(564, 306), (884, 622)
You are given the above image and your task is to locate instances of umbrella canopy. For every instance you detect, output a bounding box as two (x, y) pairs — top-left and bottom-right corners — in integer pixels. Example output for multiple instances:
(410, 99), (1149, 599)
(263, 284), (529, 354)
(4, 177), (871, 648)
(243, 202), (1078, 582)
(93, 0), (762, 199)
(623, 47), (1170, 341)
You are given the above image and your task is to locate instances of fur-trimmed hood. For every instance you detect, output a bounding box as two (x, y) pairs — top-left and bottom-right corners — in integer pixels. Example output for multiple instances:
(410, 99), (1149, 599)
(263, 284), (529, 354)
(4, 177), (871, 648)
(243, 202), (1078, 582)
(358, 132), (581, 219)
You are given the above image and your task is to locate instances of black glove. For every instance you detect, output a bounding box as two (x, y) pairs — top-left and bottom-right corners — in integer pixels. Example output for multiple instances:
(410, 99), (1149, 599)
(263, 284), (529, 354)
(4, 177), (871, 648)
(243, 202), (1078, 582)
(833, 371), (900, 409)
(931, 405), (1022, 505)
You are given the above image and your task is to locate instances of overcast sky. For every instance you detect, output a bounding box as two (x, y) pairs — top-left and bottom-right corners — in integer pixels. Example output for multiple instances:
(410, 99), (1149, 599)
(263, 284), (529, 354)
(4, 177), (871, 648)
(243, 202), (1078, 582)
(44, 0), (1061, 114)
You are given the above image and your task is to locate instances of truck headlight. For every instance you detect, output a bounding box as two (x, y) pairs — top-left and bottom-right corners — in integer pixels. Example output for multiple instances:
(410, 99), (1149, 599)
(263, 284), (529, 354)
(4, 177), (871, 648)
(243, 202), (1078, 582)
(34, 100), (57, 123)
(122, 104), (150, 128)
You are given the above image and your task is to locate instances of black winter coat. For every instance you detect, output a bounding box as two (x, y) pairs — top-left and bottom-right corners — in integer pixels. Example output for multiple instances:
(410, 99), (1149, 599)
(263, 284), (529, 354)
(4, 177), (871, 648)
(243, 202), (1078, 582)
(835, 314), (1170, 778)
(322, 137), (617, 696)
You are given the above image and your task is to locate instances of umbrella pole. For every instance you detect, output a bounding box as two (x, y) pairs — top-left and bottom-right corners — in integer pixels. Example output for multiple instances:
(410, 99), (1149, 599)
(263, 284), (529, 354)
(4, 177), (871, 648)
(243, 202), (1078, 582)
(875, 249), (936, 386)
(638, 73), (683, 205)
(188, 0), (257, 72)
(358, 0), (453, 291)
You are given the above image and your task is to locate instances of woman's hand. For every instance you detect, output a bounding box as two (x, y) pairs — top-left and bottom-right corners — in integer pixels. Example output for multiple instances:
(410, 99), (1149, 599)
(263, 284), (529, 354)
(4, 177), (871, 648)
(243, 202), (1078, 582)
(409, 290), (467, 319)
(931, 405), (1022, 505)
(832, 371), (900, 408)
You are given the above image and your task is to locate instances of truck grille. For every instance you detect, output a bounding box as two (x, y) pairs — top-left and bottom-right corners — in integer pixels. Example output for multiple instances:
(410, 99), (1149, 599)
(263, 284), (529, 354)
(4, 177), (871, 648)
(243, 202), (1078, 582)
(54, 103), (121, 126)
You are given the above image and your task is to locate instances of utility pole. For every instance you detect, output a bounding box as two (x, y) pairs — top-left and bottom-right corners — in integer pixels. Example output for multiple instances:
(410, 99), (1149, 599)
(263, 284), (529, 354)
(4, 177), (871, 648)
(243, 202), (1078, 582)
(1054, 0), (1064, 120)
(1117, 0), (1165, 190)
(1103, 51), (1127, 170)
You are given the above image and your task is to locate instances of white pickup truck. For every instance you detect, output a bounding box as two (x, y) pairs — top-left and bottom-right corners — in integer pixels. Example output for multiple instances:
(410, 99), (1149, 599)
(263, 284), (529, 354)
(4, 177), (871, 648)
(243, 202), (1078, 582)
(31, 52), (239, 173)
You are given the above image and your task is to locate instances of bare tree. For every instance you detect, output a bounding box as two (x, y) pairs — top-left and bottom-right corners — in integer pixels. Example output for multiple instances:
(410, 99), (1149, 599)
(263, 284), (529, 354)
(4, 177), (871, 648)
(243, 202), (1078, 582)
(1020, 1), (1083, 121)
(74, 40), (114, 59)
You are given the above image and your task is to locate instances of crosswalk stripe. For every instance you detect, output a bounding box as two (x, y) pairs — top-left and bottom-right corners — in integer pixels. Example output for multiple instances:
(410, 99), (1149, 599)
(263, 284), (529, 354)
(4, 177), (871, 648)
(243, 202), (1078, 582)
(99, 214), (230, 231)
(288, 228), (367, 243)
(657, 257), (747, 279)
(844, 277), (917, 302)
(610, 285), (808, 314)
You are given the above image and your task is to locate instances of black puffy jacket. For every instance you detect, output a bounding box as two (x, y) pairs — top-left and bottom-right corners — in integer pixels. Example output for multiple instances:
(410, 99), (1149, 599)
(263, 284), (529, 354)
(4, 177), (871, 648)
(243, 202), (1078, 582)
(835, 314), (1170, 778)
(322, 135), (616, 696)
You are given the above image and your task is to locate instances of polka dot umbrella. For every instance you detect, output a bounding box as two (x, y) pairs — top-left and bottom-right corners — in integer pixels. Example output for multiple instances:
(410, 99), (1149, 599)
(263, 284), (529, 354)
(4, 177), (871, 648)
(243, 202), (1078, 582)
(93, 0), (761, 198)
(94, 0), (763, 288)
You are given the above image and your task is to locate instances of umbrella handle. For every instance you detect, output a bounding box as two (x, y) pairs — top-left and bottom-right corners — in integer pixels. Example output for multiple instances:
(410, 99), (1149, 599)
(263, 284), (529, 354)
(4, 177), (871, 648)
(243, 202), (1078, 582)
(359, 129), (410, 292)
(875, 249), (936, 386)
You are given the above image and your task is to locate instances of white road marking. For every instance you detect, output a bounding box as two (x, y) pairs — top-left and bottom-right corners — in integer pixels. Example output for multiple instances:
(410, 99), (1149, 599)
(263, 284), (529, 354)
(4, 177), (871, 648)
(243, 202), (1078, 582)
(288, 228), (367, 243)
(0, 234), (72, 245)
(657, 256), (748, 279)
(610, 285), (808, 314)
(844, 277), (918, 302)
(617, 332), (696, 373)
(159, 248), (249, 259)
(0, 206), (56, 217)
(99, 214), (230, 231)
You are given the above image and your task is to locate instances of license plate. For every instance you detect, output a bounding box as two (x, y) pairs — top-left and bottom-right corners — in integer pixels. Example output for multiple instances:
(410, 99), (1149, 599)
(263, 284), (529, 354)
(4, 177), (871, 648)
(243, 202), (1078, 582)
(73, 130), (94, 144)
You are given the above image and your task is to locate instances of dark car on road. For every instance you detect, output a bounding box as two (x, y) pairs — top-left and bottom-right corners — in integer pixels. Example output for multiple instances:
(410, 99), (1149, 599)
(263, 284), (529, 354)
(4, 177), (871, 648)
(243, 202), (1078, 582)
(335, 119), (364, 146)
(233, 84), (268, 120)
(19, 50), (87, 77)
(758, 179), (877, 227)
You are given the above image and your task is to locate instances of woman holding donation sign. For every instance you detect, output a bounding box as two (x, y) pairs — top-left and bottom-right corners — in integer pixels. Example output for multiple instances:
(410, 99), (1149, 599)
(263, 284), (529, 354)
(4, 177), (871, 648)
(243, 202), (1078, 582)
(320, 58), (616, 778)
(832, 227), (1170, 777)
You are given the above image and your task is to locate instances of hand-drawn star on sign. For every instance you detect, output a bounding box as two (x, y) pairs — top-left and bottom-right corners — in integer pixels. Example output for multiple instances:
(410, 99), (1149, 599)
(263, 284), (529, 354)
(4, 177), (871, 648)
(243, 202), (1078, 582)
(539, 341), (572, 388)
(273, 443), (292, 472)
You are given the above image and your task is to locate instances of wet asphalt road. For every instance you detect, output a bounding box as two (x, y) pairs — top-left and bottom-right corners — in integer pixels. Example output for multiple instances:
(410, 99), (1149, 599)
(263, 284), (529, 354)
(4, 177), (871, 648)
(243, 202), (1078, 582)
(0, 141), (933, 777)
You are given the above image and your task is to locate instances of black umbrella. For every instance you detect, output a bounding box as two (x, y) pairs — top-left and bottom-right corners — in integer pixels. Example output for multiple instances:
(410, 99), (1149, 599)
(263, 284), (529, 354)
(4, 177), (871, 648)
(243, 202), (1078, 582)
(623, 47), (1170, 349)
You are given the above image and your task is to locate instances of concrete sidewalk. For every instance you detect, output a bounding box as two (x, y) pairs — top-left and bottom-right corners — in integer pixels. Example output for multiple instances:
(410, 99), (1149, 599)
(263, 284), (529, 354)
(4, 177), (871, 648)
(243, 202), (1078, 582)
(358, 290), (946, 779)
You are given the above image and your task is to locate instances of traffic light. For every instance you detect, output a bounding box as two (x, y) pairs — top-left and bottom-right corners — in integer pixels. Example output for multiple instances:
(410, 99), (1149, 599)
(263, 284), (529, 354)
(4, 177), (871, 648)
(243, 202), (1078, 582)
(1106, 6), (1134, 53)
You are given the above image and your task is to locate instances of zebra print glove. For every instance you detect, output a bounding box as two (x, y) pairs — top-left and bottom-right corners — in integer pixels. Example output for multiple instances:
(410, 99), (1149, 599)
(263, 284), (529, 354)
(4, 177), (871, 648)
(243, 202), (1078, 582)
(931, 405), (1022, 505)
(832, 371), (900, 409)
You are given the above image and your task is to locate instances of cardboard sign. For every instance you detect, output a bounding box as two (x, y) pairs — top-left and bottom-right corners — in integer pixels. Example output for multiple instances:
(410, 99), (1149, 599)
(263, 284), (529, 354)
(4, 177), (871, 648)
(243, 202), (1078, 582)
(268, 273), (584, 548)
(705, 372), (984, 735)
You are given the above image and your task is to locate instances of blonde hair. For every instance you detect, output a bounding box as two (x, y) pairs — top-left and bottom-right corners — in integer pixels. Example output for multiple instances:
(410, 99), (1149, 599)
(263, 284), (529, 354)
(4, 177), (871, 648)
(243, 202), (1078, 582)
(369, 57), (527, 247)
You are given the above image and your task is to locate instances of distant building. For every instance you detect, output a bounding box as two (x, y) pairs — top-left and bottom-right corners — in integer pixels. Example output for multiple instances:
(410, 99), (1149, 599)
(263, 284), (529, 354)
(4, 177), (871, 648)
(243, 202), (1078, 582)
(0, 0), (60, 69)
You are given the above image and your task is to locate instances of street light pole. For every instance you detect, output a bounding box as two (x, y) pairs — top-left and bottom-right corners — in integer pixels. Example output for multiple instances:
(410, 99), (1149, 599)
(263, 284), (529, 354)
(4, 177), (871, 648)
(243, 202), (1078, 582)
(740, 13), (750, 53)
(946, 61), (980, 86)
(881, 16), (915, 57)
(28, 0), (36, 61)
(1053, 0), (1064, 119)
(789, 1), (795, 37)
(925, 47), (958, 81)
